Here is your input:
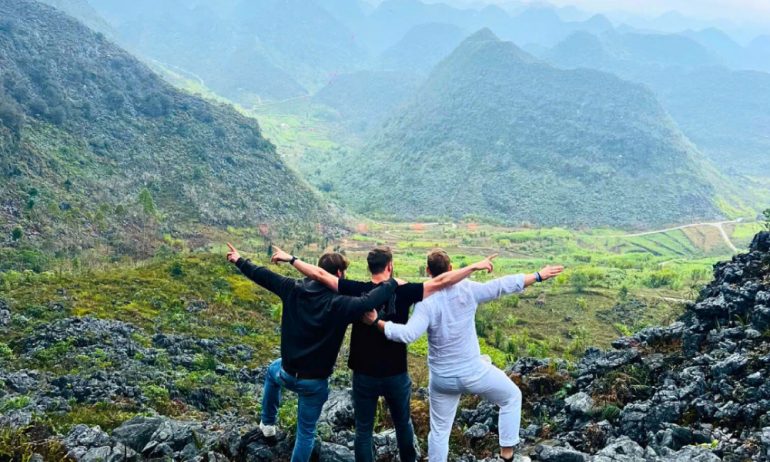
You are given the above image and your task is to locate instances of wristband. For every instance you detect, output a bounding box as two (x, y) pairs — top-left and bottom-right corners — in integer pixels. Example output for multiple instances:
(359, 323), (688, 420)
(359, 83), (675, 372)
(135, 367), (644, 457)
(289, 256), (297, 265)
(535, 272), (542, 283)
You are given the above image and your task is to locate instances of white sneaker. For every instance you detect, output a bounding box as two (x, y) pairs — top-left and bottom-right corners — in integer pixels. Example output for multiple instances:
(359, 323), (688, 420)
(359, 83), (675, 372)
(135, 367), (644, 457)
(259, 421), (276, 437)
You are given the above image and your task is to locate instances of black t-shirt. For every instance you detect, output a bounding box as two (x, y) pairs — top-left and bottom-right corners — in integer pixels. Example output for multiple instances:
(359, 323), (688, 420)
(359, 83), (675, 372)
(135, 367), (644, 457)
(339, 279), (424, 378)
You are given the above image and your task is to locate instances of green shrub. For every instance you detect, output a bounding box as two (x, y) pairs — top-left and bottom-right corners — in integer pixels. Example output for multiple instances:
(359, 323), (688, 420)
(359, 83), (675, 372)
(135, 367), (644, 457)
(0, 343), (13, 361)
(11, 226), (23, 241)
(0, 395), (31, 412)
(644, 269), (681, 289)
(599, 404), (622, 422)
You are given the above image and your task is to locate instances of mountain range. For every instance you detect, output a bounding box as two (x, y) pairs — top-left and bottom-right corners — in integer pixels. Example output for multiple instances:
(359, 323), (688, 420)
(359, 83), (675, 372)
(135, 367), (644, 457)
(0, 0), (337, 261)
(544, 31), (770, 176)
(306, 30), (729, 228)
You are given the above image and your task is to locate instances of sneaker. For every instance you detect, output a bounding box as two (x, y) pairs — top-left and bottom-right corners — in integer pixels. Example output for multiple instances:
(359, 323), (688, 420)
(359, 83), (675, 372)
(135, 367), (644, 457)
(258, 421), (276, 438)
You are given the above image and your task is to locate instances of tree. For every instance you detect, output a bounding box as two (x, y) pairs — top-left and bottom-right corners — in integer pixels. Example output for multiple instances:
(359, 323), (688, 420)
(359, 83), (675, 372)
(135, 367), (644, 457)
(764, 208), (770, 231)
(11, 226), (22, 241)
(138, 188), (157, 216)
(571, 270), (589, 293)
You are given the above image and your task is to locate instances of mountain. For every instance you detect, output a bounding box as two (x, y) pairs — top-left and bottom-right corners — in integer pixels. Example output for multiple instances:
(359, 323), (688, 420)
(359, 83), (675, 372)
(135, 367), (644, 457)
(85, 0), (366, 103)
(363, 1), (615, 53)
(546, 31), (770, 176)
(313, 30), (724, 228)
(0, 0), (338, 260)
(313, 70), (422, 133)
(681, 28), (743, 67)
(379, 22), (467, 74)
(745, 35), (770, 73)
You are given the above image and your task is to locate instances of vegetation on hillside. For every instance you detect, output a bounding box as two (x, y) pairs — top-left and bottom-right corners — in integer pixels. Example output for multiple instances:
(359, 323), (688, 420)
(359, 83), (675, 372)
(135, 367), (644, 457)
(306, 29), (727, 228)
(0, 0), (340, 265)
(545, 31), (770, 177)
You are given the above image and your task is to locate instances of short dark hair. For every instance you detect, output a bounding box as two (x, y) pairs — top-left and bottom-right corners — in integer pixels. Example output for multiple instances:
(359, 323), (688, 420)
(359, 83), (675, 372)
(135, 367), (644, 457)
(367, 246), (393, 275)
(427, 249), (451, 276)
(318, 252), (349, 275)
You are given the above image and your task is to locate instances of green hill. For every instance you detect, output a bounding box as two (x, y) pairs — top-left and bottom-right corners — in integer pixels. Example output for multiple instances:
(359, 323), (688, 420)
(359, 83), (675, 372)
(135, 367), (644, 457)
(0, 0), (338, 267)
(85, 0), (366, 101)
(311, 29), (725, 228)
(546, 31), (770, 176)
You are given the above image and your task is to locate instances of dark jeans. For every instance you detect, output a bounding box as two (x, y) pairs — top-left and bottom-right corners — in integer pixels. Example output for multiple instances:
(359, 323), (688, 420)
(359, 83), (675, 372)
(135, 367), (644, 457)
(353, 372), (417, 462)
(261, 358), (329, 462)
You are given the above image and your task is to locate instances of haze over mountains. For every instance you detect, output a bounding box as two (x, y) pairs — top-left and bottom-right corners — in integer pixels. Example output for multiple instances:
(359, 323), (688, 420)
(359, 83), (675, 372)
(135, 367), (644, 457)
(0, 0), (337, 258)
(307, 30), (728, 227)
(8, 0), (770, 231)
(543, 30), (770, 176)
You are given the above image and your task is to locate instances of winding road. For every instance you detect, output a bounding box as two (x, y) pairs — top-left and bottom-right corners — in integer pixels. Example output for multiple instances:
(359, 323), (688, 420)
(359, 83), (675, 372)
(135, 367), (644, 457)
(618, 218), (744, 253)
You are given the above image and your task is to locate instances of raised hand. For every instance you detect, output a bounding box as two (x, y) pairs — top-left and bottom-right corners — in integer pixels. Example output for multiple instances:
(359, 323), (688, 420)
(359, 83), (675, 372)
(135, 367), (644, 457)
(361, 309), (377, 326)
(473, 253), (498, 274)
(271, 245), (292, 265)
(226, 243), (241, 264)
(539, 265), (564, 280)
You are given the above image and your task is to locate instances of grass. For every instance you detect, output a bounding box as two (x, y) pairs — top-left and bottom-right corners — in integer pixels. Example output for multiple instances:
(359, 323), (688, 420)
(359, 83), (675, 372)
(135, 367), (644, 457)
(0, 217), (752, 447)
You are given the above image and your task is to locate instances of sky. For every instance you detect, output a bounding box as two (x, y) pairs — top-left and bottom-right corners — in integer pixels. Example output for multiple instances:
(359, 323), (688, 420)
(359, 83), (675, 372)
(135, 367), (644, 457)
(543, 0), (770, 22)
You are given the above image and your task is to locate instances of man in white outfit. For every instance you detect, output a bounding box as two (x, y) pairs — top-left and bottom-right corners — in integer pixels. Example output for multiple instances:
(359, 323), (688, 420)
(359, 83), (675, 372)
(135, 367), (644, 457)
(363, 249), (563, 462)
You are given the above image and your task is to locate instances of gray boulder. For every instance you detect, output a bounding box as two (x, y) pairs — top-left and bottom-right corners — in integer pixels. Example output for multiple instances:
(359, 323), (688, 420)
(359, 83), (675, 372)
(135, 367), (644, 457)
(111, 416), (164, 452)
(593, 436), (655, 462)
(319, 389), (355, 429)
(662, 446), (720, 461)
(565, 392), (594, 416)
(534, 444), (590, 462)
(319, 442), (354, 462)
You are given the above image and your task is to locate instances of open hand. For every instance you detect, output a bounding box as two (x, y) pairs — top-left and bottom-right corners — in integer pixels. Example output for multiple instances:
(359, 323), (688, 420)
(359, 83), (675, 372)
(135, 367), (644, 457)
(361, 309), (377, 325)
(226, 243), (241, 264)
(539, 265), (564, 280)
(271, 245), (292, 265)
(472, 253), (498, 273)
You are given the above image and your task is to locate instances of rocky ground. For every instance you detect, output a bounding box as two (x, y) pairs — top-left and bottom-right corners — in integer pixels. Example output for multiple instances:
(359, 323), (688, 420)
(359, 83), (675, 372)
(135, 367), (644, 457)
(2, 233), (770, 461)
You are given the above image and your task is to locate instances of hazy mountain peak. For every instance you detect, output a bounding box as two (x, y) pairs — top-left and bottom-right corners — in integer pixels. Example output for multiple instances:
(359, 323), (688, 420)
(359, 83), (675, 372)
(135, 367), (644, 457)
(464, 27), (499, 43)
(450, 28), (538, 65)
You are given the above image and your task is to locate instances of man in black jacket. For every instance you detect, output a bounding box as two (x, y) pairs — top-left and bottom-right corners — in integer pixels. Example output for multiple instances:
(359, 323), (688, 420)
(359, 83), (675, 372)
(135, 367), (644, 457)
(226, 243), (397, 462)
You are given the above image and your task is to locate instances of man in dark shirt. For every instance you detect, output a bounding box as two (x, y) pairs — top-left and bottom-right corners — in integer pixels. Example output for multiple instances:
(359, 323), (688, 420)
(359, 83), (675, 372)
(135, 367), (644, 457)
(272, 245), (495, 462)
(226, 243), (397, 462)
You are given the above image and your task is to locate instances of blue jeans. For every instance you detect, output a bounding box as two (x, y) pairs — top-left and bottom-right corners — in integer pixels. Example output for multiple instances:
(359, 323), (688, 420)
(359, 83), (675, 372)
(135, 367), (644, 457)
(261, 359), (329, 462)
(353, 372), (417, 462)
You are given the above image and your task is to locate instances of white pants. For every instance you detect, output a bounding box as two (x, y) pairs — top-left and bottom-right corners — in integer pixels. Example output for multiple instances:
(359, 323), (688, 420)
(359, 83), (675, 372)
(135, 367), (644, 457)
(427, 362), (522, 462)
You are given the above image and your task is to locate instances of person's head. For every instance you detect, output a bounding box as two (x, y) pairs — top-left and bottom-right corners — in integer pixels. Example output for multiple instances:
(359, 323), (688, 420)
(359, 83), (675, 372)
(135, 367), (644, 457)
(426, 249), (452, 277)
(318, 252), (349, 279)
(367, 246), (394, 278)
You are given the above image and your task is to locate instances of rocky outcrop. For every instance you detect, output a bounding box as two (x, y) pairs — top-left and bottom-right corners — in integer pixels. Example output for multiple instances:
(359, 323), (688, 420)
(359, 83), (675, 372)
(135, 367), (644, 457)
(511, 231), (770, 461)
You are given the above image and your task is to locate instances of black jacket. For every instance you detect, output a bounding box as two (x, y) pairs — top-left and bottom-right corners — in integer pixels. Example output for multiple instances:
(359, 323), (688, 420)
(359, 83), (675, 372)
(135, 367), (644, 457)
(236, 258), (397, 378)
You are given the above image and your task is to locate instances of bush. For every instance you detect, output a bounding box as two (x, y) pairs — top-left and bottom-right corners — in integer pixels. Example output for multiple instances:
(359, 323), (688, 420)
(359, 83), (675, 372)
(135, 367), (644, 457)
(11, 226), (23, 241)
(0, 100), (23, 134)
(0, 343), (14, 360)
(644, 269), (680, 289)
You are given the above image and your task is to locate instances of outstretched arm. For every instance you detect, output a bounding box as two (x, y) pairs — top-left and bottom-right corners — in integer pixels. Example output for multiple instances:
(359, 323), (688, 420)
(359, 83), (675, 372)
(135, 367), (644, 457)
(271, 246), (339, 292)
(363, 302), (430, 344)
(423, 254), (497, 298)
(469, 265), (564, 304)
(227, 243), (294, 298)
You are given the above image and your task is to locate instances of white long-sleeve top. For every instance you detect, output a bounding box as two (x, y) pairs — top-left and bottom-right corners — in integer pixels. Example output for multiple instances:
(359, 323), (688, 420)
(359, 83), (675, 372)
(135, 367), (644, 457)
(383, 274), (526, 378)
